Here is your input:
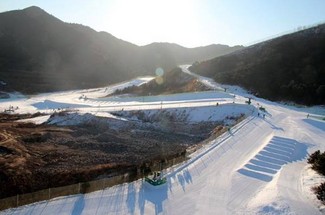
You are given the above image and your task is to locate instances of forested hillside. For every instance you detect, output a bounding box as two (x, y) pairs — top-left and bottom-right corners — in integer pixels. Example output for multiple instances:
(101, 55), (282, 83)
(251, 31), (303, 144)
(0, 6), (242, 94)
(190, 24), (325, 105)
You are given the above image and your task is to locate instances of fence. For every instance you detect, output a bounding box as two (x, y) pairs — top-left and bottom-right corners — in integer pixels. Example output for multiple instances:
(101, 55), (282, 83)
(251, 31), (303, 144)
(0, 154), (188, 211)
(309, 114), (325, 121)
(0, 173), (130, 211)
(244, 21), (325, 47)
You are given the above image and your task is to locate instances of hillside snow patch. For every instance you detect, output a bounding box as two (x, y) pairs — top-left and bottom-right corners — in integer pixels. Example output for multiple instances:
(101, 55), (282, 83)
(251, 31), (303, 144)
(112, 103), (255, 124)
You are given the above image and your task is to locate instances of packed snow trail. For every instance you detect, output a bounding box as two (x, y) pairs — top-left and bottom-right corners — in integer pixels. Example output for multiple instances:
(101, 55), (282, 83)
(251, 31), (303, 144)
(1, 68), (325, 214)
(3, 103), (322, 215)
(180, 65), (224, 91)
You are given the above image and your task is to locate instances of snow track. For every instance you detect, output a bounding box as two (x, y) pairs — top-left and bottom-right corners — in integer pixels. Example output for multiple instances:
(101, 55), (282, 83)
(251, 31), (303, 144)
(1, 68), (325, 214)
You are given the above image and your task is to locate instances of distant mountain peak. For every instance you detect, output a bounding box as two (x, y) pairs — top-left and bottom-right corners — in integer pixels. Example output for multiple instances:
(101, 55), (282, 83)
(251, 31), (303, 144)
(23, 6), (43, 11)
(23, 6), (48, 17)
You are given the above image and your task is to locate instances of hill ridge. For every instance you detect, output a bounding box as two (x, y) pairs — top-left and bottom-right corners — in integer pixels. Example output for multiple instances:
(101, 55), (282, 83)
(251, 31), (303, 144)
(0, 6), (242, 94)
(190, 23), (325, 105)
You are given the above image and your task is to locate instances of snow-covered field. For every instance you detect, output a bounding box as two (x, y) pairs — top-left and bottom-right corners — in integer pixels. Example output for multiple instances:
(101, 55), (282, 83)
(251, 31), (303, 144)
(1, 66), (325, 215)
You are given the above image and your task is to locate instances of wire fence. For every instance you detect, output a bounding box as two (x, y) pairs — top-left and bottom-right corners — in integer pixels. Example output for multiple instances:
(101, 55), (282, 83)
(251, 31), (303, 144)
(0, 155), (188, 211)
(0, 174), (129, 211)
(309, 114), (325, 121)
(244, 21), (325, 47)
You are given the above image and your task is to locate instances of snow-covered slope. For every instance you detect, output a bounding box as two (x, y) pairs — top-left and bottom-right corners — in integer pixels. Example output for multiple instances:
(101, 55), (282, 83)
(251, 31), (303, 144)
(0, 76), (154, 115)
(1, 67), (325, 215)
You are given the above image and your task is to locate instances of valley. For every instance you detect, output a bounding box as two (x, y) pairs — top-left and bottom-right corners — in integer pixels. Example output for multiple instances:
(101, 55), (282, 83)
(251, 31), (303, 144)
(0, 4), (324, 214)
(0, 66), (252, 201)
(0, 66), (324, 214)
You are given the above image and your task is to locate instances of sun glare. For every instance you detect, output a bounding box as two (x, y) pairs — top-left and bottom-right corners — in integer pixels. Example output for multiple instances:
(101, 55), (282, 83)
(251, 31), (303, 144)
(106, 0), (200, 46)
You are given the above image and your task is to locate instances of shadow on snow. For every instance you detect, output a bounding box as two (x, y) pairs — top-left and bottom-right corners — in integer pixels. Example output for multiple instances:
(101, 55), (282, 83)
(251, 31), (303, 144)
(303, 118), (325, 132)
(137, 181), (168, 215)
(238, 136), (307, 182)
(32, 99), (91, 110)
(71, 194), (85, 215)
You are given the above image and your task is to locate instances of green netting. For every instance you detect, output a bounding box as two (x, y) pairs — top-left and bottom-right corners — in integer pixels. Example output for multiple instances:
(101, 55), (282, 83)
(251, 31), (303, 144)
(145, 177), (167, 186)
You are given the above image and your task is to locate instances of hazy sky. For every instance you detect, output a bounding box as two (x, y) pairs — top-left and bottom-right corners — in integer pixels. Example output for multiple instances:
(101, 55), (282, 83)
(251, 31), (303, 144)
(1, 0), (325, 47)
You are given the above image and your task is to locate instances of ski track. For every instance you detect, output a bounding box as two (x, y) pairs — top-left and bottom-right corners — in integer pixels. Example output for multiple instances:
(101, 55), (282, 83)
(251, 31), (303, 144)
(1, 66), (325, 214)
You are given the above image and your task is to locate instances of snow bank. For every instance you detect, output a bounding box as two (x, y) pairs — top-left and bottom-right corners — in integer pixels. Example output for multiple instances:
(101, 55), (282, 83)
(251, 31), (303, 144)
(113, 103), (255, 124)
(99, 90), (233, 103)
(16, 115), (51, 125)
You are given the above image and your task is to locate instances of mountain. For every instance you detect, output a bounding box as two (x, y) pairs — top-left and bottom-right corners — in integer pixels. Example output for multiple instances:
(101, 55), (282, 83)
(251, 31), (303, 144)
(0, 6), (242, 94)
(190, 24), (325, 105)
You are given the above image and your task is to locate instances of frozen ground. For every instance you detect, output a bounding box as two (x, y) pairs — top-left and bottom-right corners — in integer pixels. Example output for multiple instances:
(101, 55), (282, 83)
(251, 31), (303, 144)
(1, 67), (325, 215)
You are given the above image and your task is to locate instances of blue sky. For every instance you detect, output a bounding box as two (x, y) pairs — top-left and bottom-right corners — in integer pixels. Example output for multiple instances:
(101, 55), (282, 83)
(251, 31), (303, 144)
(0, 0), (324, 47)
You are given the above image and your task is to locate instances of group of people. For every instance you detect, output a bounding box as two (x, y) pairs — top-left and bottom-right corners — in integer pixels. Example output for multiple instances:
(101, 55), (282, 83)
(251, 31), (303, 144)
(4, 105), (19, 113)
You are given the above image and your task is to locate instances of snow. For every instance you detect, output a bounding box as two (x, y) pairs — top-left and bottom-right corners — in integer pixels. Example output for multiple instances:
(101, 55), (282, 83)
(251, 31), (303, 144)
(180, 65), (224, 91)
(16, 115), (51, 124)
(301, 165), (325, 212)
(0, 76), (155, 114)
(303, 118), (325, 132)
(238, 136), (307, 182)
(115, 104), (254, 123)
(1, 67), (325, 214)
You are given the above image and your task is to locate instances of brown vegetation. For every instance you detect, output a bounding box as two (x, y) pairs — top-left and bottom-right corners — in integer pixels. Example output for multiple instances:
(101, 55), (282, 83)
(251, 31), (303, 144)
(0, 112), (226, 198)
(111, 67), (211, 96)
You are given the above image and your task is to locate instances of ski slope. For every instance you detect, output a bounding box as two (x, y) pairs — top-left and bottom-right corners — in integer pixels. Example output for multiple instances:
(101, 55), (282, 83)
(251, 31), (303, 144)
(1, 67), (325, 215)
